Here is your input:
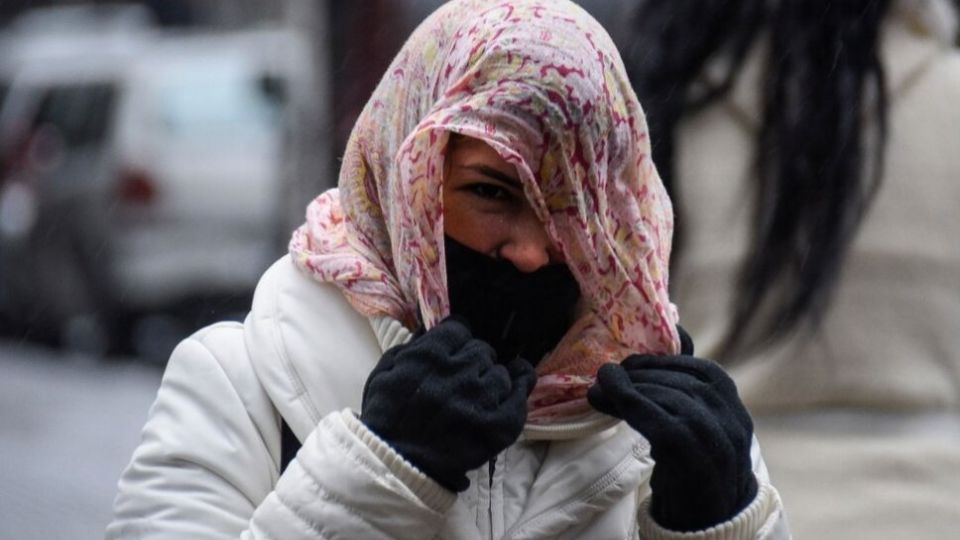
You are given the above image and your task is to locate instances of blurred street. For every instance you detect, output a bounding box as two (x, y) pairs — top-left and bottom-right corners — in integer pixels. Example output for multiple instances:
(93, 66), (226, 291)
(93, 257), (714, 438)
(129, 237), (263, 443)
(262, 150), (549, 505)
(0, 341), (162, 540)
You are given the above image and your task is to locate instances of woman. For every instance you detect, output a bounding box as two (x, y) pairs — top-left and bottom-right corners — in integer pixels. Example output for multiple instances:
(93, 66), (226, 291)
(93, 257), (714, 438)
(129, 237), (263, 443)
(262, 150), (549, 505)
(108, 1), (788, 538)
(627, 0), (960, 537)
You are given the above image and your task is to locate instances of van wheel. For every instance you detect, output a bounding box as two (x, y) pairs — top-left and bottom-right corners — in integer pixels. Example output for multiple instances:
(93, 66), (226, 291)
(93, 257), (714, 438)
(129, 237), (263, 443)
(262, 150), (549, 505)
(60, 312), (111, 357)
(35, 235), (126, 357)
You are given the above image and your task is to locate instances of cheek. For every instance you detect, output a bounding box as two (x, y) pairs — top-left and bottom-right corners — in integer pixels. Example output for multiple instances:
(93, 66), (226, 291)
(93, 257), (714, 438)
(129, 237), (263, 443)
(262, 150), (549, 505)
(443, 201), (511, 254)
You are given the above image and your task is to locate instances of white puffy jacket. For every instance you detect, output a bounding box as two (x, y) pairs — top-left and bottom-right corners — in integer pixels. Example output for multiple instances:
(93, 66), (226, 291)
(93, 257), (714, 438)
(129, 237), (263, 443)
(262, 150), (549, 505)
(107, 256), (789, 539)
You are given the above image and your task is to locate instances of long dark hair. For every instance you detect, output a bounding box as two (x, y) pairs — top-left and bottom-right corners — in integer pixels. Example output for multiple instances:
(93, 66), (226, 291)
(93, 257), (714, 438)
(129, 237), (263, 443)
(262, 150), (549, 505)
(626, 0), (892, 358)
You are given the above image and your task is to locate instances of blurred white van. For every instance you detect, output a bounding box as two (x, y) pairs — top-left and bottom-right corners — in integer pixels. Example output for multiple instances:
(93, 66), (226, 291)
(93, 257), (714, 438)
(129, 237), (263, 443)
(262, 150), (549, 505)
(0, 6), (315, 354)
(111, 30), (302, 306)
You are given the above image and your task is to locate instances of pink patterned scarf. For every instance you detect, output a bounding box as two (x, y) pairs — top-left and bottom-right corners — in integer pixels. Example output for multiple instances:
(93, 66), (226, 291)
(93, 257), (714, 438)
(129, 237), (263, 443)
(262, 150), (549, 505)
(290, 0), (679, 424)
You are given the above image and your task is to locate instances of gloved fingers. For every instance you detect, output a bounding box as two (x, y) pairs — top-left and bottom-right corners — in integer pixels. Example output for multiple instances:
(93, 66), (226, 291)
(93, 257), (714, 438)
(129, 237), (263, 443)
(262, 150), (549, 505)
(616, 382), (693, 420)
(442, 313), (472, 332)
(621, 353), (708, 376)
(624, 371), (753, 437)
(589, 363), (668, 422)
(444, 345), (519, 408)
(366, 363), (430, 404)
(586, 364), (621, 416)
(615, 367), (736, 412)
(476, 362), (514, 404)
(447, 338), (497, 371)
(629, 372), (713, 409)
(676, 324), (695, 355)
(592, 363), (637, 416)
(632, 381), (750, 466)
(600, 359), (745, 428)
(627, 382), (720, 424)
(595, 362), (635, 393)
(593, 367), (726, 435)
(368, 346), (400, 377)
(621, 354), (728, 387)
(624, 382), (731, 445)
(362, 349), (403, 407)
(586, 380), (619, 418)
(590, 375), (682, 435)
(419, 315), (475, 353)
(500, 366), (534, 422)
(446, 362), (530, 443)
(471, 358), (536, 409)
(504, 357), (537, 396)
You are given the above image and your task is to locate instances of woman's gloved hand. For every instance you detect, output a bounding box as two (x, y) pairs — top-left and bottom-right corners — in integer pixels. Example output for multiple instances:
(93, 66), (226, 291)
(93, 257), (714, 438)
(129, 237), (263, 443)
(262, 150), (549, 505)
(360, 316), (537, 492)
(586, 327), (758, 531)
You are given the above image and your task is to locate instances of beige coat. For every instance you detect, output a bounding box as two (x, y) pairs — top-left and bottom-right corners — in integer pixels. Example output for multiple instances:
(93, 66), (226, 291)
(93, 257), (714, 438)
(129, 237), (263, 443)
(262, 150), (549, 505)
(671, 0), (960, 538)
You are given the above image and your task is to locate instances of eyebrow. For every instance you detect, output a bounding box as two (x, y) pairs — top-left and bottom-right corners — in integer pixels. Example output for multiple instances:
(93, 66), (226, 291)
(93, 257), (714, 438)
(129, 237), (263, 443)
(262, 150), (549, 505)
(458, 164), (523, 189)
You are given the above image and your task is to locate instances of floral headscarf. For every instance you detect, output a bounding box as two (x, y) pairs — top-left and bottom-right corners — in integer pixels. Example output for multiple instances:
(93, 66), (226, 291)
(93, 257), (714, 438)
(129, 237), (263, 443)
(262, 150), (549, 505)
(290, 0), (679, 423)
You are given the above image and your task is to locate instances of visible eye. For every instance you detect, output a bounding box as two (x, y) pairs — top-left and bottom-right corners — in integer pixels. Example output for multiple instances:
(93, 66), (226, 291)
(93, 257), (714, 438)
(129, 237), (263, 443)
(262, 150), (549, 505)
(467, 182), (513, 202)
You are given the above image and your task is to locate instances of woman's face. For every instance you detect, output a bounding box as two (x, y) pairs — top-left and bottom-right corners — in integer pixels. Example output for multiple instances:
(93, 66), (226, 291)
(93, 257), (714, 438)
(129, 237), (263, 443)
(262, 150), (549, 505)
(443, 135), (561, 273)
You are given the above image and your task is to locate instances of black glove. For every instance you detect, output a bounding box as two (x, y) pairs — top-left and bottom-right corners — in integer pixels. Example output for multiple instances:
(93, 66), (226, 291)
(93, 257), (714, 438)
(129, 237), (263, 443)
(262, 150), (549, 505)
(587, 327), (758, 531)
(361, 316), (537, 492)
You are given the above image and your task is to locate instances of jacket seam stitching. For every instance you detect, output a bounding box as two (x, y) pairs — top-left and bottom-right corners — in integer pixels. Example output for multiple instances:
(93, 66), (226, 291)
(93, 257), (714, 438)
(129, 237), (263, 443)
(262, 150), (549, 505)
(505, 446), (641, 536)
(183, 336), (271, 508)
(276, 464), (395, 539)
(268, 269), (322, 426)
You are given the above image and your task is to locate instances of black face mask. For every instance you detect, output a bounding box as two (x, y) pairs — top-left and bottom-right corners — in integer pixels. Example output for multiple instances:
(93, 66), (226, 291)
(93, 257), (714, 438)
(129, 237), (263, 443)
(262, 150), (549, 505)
(444, 236), (581, 365)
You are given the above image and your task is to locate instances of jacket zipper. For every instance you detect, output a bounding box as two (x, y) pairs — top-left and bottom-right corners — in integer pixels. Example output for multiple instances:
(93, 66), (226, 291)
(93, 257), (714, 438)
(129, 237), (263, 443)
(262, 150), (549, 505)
(488, 460), (495, 540)
(501, 448), (642, 539)
(484, 454), (501, 539)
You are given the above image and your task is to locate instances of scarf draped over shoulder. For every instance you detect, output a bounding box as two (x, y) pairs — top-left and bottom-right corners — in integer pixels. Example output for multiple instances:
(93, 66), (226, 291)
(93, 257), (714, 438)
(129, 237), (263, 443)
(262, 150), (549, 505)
(290, 0), (679, 423)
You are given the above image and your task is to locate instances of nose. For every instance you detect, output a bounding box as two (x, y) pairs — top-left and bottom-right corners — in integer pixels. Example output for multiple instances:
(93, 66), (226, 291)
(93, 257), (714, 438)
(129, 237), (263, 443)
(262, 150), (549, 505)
(497, 217), (557, 273)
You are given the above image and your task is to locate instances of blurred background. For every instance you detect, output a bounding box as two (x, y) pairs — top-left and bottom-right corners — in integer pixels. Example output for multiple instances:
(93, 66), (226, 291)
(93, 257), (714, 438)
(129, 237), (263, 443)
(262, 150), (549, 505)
(0, 1), (629, 538)
(2, 1), (958, 539)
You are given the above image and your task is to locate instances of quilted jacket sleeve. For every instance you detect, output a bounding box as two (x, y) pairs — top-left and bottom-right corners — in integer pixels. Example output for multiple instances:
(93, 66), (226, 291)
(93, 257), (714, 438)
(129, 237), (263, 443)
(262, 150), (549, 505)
(106, 324), (455, 540)
(246, 410), (457, 539)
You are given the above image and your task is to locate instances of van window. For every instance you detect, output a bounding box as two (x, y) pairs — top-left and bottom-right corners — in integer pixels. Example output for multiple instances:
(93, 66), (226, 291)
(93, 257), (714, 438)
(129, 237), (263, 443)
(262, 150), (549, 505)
(156, 69), (282, 142)
(31, 83), (117, 148)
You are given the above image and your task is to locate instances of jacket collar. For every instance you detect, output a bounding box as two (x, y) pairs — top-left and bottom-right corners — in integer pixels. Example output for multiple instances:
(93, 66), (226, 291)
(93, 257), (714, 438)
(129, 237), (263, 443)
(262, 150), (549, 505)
(505, 424), (651, 538)
(245, 256), (627, 443)
(244, 256), (386, 442)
